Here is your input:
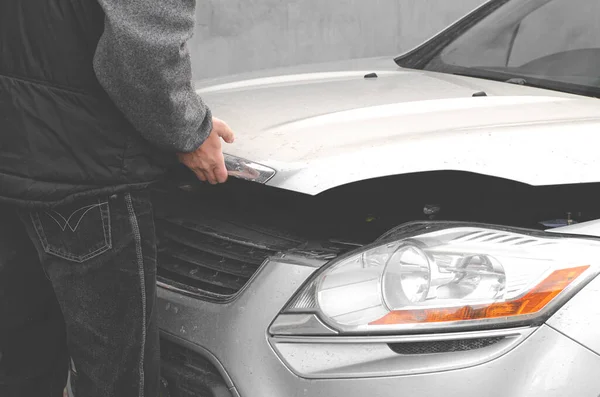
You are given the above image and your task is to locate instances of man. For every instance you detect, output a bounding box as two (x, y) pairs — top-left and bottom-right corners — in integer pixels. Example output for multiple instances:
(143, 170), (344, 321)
(0, 0), (233, 396)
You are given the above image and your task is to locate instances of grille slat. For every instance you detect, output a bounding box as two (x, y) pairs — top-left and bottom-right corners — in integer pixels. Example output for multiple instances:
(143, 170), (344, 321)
(157, 272), (238, 297)
(160, 240), (259, 278)
(158, 254), (248, 292)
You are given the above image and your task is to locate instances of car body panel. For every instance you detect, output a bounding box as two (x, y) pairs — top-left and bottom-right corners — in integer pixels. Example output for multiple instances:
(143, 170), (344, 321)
(157, 254), (600, 397)
(547, 274), (600, 355)
(195, 57), (600, 194)
(548, 219), (600, 238)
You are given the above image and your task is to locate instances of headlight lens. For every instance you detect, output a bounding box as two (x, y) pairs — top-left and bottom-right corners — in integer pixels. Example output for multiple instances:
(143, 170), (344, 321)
(284, 224), (600, 334)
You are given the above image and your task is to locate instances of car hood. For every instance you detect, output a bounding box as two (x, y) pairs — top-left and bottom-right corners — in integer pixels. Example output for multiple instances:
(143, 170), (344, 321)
(195, 57), (600, 195)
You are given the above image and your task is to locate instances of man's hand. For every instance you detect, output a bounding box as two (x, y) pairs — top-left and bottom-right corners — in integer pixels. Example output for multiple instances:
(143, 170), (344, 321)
(177, 117), (235, 184)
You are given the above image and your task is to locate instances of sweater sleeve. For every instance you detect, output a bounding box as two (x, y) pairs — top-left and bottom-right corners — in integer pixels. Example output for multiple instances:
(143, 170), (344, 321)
(93, 0), (212, 153)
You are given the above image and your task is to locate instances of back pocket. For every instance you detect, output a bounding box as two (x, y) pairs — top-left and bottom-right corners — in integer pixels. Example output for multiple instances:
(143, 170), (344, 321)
(31, 198), (112, 263)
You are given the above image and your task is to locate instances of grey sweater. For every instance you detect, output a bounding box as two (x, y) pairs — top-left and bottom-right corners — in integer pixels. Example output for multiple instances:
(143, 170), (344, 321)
(93, 0), (211, 153)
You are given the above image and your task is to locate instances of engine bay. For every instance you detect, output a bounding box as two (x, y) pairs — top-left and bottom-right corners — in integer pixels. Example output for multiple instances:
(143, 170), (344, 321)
(160, 168), (600, 246)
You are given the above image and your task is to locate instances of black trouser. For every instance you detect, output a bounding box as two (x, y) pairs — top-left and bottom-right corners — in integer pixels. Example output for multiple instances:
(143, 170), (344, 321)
(0, 191), (160, 397)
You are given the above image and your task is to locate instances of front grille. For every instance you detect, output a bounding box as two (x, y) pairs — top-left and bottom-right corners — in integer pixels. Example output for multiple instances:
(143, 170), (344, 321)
(388, 337), (504, 355)
(160, 338), (232, 397)
(153, 187), (306, 300)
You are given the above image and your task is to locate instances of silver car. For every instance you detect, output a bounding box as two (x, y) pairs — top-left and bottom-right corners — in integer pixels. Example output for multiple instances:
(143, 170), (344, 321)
(155, 0), (600, 396)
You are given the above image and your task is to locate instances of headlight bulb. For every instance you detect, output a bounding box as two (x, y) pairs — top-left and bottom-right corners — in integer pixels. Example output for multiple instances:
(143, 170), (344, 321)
(383, 244), (431, 308)
(435, 254), (506, 301)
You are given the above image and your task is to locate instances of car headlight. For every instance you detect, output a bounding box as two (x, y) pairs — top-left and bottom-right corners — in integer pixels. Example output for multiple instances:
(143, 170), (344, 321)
(282, 223), (600, 334)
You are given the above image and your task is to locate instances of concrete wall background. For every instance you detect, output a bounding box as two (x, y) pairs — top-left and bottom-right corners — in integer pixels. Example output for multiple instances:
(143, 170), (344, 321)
(190, 0), (487, 79)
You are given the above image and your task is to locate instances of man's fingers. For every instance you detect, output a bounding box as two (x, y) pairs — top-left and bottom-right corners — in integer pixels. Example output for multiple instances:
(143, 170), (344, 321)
(204, 168), (218, 185)
(193, 168), (208, 182)
(214, 164), (228, 184)
(192, 162), (227, 185)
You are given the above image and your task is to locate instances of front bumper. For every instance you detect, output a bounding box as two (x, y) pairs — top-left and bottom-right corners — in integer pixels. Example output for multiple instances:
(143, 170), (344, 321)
(157, 254), (600, 397)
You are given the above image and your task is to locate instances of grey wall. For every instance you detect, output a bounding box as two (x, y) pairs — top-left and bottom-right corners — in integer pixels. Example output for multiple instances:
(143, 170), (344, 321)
(190, 0), (487, 79)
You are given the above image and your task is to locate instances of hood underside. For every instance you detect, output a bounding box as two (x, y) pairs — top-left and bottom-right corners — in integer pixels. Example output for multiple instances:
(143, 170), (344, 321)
(195, 57), (600, 195)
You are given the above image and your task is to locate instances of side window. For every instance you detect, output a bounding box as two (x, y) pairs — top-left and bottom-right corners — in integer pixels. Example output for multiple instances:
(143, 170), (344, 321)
(509, 0), (600, 67)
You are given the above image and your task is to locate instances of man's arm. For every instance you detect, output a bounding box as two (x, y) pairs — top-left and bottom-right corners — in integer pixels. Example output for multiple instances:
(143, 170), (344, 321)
(93, 0), (211, 153)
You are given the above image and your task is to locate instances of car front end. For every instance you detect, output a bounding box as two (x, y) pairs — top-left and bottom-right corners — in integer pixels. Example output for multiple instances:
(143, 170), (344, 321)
(153, 175), (600, 397)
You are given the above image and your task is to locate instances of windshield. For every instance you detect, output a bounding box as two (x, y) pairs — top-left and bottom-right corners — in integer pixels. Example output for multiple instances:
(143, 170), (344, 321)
(397, 0), (600, 98)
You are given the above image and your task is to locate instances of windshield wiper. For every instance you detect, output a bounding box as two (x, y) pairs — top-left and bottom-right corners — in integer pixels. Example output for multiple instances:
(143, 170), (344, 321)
(450, 69), (528, 85)
(505, 77), (528, 85)
(450, 67), (600, 98)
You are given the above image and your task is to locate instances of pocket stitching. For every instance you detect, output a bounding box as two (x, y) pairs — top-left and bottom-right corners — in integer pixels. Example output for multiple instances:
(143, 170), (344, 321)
(45, 203), (104, 232)
(100, 199), (112, 251)
(32, 201), (112, 263)
(47, 244), (107, 263)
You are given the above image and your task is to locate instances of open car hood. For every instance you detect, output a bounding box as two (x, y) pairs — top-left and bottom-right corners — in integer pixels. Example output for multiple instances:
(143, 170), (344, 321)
(195, 57), (600, 195)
